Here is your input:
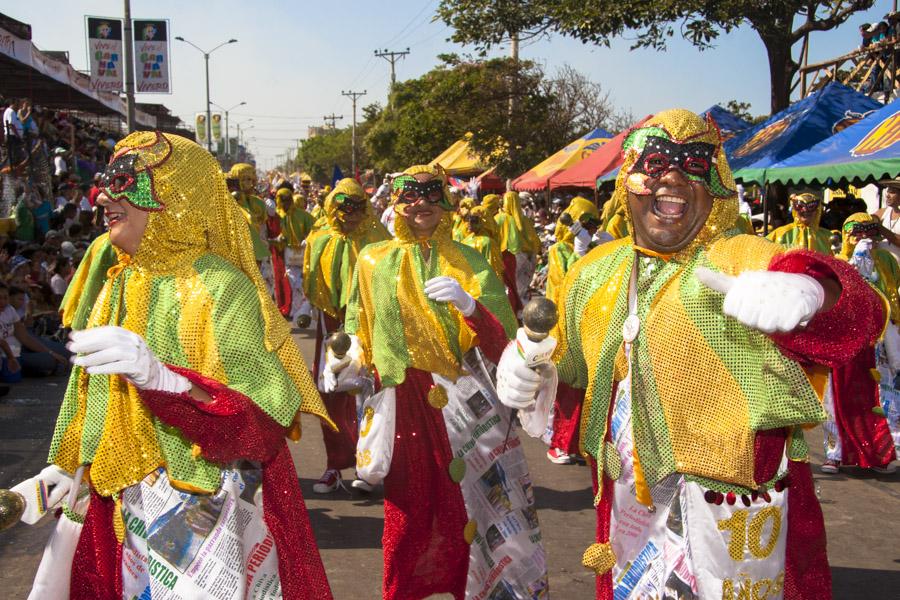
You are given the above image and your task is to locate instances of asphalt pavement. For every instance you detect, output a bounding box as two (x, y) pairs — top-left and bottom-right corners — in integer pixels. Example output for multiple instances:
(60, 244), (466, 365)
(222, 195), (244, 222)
(0, 329), (898, 598)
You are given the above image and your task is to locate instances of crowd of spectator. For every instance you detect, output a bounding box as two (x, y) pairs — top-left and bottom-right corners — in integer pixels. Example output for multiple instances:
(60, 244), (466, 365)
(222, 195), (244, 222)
(0, 95), (120, 396)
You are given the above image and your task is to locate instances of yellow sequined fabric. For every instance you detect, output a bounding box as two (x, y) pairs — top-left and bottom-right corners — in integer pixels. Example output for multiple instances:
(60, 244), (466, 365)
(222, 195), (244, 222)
(582, 542), (616, 575)
(609, 109), (740, 257)
(51, 132), (329, 496)
(348, 164), (516, 386)
(554, 196), (600, 244)
(554, 111), (825, 497)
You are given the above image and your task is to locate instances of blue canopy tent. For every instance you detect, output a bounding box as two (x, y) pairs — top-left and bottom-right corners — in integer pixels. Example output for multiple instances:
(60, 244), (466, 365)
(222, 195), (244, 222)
(701, 105), (752, 139)
(762, 97), (900, 186)
(724, 82), (882, 185)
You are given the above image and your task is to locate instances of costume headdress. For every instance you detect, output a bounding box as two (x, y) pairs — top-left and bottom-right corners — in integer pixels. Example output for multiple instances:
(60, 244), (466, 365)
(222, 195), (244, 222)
(613, 109), (739, 256)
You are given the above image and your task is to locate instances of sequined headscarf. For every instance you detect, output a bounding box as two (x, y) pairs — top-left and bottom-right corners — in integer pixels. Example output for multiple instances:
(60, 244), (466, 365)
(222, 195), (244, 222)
(50, 132), (329, 497)
(554, 196), (600, 245)
(346, 164), (516, 386)
(302, 178), (390, 319)
(498, 191), (541, 255)
(613, 109), (739, 258)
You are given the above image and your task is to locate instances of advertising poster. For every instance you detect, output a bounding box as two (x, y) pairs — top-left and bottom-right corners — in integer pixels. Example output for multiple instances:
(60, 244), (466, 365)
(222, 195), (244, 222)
(85, 16), (123, 92)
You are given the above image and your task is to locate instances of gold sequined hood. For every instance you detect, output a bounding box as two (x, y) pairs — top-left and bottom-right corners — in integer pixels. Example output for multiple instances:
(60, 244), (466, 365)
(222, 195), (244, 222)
(613, 109), (739, 259)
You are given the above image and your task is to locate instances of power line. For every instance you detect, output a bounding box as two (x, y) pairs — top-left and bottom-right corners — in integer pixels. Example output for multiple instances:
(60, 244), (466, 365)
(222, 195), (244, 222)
(341, 90), (367, 174)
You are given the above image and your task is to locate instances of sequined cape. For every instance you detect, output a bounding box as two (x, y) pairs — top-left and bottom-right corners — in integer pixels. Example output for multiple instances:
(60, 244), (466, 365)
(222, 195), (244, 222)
(496, 191), (540, 255)
(767, 223), (834, 255)
(546, 197), (599, 305)
(554, 230), (884, 495)
(302, 179), (390, 320)
(233, 191), (271, 261)
(345, 213), (517, 387)
(48, 133), (330, 498)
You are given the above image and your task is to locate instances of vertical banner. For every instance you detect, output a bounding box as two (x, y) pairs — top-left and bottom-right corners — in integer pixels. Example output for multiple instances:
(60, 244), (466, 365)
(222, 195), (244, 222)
(211, 113), (223, 143)
(85, 16), (124, 92)
(195, 113), (208, 145)
(132, 19), (170, 93)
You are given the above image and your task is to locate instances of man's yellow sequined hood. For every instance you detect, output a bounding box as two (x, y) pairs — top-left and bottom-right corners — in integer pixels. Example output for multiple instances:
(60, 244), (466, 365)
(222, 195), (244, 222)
(612, 109), (740, 258)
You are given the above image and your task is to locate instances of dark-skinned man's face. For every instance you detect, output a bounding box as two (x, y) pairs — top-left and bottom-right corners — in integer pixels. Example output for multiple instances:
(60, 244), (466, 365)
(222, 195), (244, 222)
(627, 167), (714, 253)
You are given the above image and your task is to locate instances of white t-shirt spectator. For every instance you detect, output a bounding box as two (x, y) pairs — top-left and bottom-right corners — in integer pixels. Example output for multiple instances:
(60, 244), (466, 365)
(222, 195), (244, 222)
(54, 155), (68, 176)
(0, 305), (22, 358)
(79, 194), (92, 214)
(14, 294), (30, 321)
(2, 107), (22, 137)
(381, 204), (396, 235)
(50, 273), (69, 297)
(55, 195), (68, 210)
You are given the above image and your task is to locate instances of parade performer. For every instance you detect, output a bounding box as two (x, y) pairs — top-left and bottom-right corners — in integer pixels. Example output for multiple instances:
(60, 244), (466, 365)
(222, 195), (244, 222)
(10, 132), (334, 599)
(821, 213), (899, 473)
(228, 163), (271, 264)
(766, 191), (834, 255)
(268, 187), (315, 321)
(342, 165), (546, 600)
(452, 196), (476, 242)
(459, 205), (506, 280)
(543, 196), (602, 465)
(496, 191), (542, 306)
(481, 193), (523, 316)
(497, 110), (885, 600)
(303, 178), (390, 493)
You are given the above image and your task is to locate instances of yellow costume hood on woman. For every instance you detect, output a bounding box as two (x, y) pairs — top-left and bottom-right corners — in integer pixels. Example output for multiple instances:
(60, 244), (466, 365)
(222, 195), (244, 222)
(497, 191), (541, 255)
(302, 178), (390, 319)
(345, 165), (516, 386)
(49, 132), (330, 497)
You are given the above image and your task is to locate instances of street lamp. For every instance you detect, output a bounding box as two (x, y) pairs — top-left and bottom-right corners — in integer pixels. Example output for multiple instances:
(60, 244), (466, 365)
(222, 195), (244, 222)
(175, 36), (238, 152)
(211, 100), (246, 162)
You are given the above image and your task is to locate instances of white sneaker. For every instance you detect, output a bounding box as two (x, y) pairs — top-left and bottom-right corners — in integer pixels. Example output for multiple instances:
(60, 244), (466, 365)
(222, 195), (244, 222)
(313, 469), (341, 493)
(351, 477), (374, 493)
(872, 463), (897, 474)
(820, 460), (840, 474)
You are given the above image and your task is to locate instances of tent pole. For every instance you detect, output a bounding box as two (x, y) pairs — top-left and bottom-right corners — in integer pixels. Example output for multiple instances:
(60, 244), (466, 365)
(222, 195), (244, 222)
(762, 184), (769, 236)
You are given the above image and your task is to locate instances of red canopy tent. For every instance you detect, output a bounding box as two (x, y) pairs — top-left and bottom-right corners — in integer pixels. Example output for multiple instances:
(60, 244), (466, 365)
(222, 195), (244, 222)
(548, 115), (652, 190)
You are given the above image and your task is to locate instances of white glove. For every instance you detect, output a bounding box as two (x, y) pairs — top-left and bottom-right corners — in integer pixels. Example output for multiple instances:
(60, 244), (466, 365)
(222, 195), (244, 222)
(573, 227), (593, 257)
(496, 338), (552, 410)
(850, 239), (878, 283)
(424, 276), (476, 317)
(322, 334), (364, 393)
(69, 326), (191, 393)
(695, 267), (825, 334)
(10, 465), (73, 524)
(264, 197), (278, 217)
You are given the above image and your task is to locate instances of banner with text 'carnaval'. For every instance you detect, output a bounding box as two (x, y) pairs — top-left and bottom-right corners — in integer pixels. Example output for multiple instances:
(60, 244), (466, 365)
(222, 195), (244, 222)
(133, 19), (170, 94)
(85, 16), (123, 93)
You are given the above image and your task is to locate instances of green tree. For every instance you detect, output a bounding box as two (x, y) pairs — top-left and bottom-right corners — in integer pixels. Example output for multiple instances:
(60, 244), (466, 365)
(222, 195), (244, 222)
(364, 55), (627, 178)
(437, 0), (875, 113)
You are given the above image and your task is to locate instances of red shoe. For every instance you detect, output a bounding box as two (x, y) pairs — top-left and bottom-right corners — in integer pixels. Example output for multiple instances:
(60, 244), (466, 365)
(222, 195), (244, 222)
(547, 447), (574, 465)
(313, 469), (341, 493)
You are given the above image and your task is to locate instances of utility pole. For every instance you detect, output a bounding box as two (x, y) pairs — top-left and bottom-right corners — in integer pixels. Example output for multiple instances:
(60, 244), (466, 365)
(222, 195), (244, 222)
(123, 0), (136, 132)
(322, 113), (344, 129)
(341, 89), (367, 175)
(374, 48), (410, 87)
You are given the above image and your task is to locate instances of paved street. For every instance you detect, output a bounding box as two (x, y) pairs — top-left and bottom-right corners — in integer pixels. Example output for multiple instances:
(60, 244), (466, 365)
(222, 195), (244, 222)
(0, 330), (898, 598)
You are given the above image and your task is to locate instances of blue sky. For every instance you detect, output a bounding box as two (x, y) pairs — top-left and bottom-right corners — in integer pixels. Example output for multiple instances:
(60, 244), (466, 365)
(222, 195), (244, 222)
(5, 1), (895, 168)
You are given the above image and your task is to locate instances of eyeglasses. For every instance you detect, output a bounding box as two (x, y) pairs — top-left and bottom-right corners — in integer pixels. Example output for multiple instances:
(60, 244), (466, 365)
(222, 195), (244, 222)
(844, 221), (880, 238)
(633, 136), (716, 181)
(334, 193), (366, 213)
(392, 177), (445, 205)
